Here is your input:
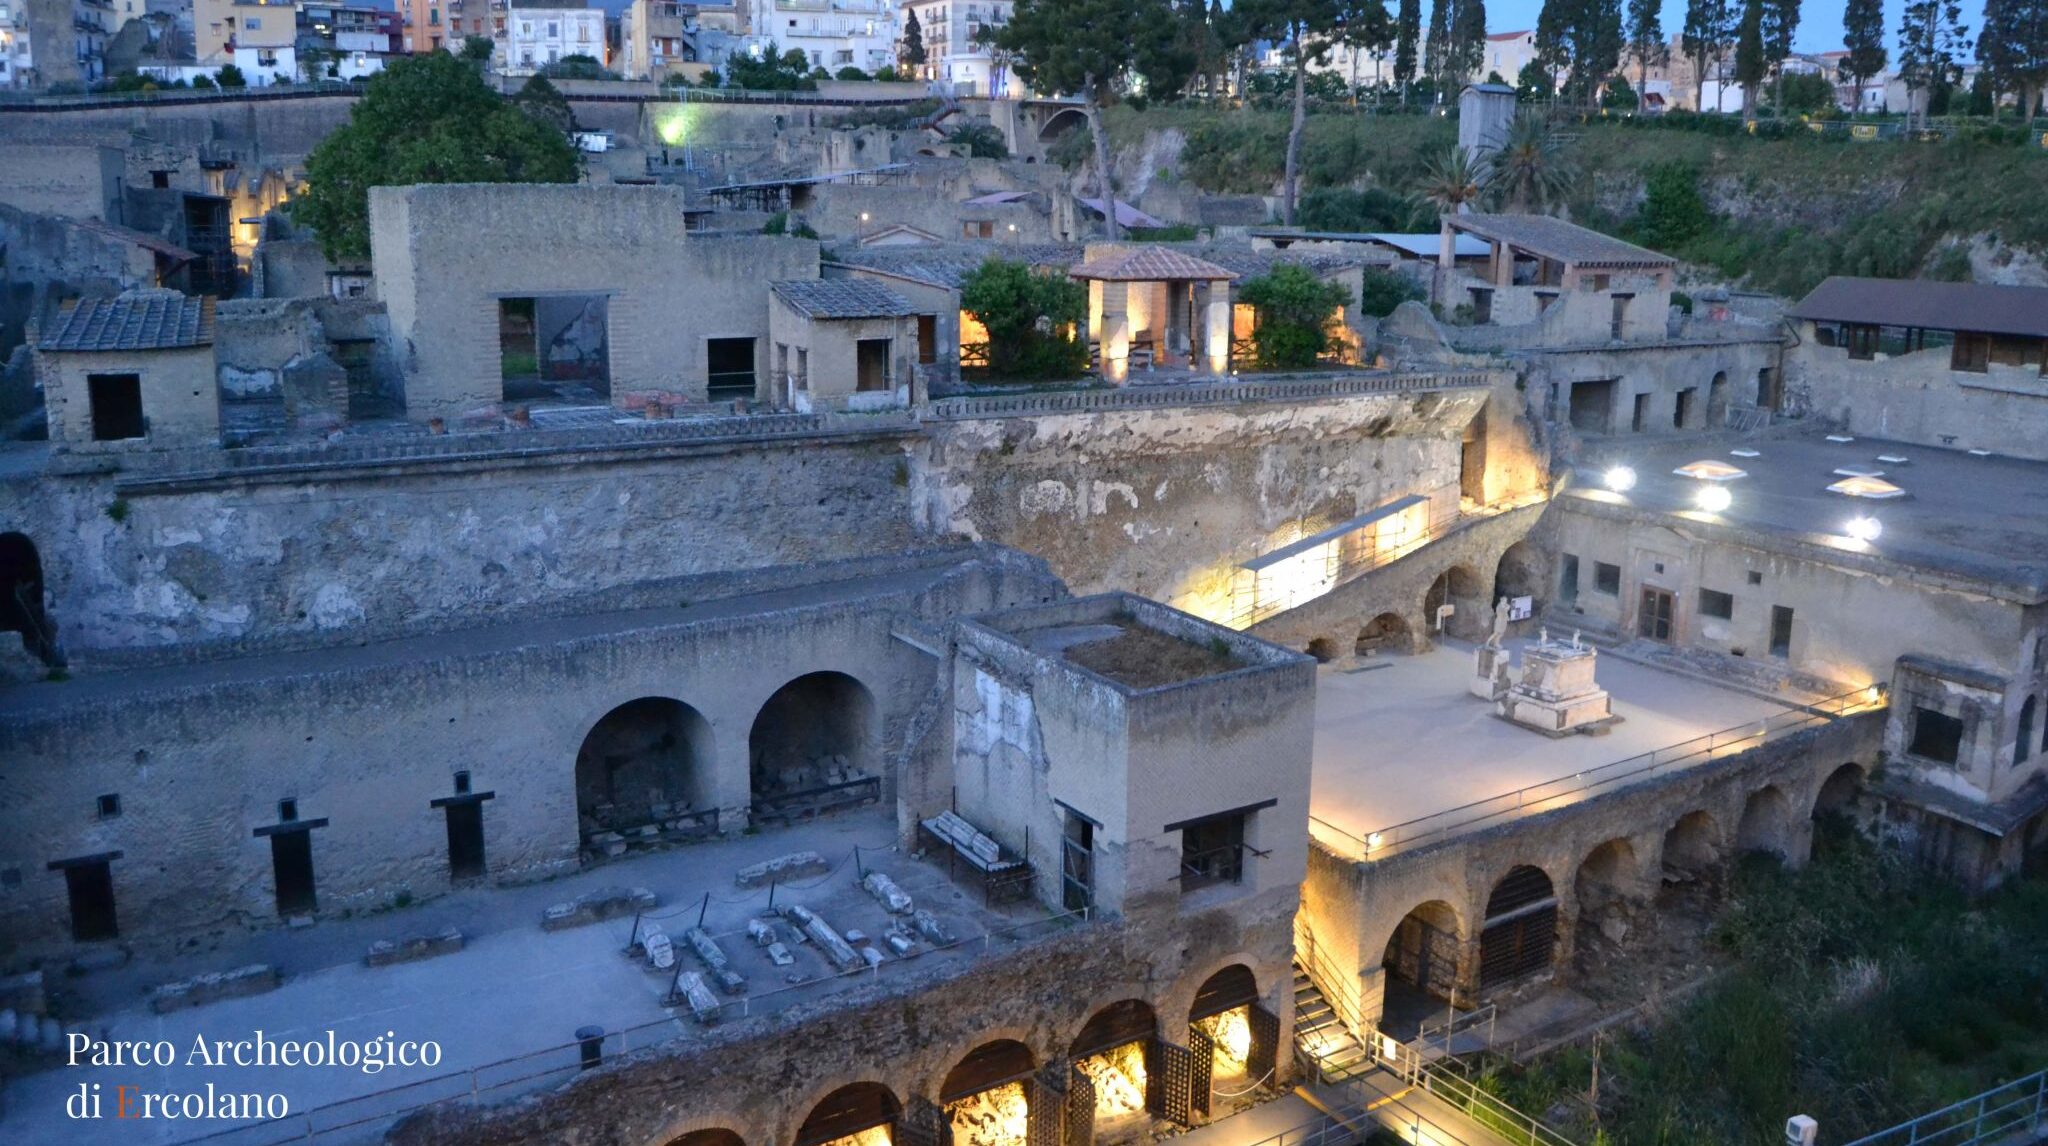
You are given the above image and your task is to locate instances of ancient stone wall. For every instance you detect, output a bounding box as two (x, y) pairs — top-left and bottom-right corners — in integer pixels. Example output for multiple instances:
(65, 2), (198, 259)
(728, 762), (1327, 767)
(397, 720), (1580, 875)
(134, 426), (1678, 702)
(1790, 335), (2048, 461)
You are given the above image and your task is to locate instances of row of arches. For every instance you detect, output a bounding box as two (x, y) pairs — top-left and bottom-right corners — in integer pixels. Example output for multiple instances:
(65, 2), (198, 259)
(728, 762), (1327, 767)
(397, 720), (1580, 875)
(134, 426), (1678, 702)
(1378, 765), (1864, 1025)
(573, 671), (879, 854)
(674, 965), (1275, 1146)
(1305, 541), (1545, 662)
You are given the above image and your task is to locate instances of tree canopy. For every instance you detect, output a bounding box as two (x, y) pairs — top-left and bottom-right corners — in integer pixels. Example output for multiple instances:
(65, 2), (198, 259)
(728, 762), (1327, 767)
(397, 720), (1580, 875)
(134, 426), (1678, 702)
(1236, 264), (1351, 369)
(289, 53), (579, 261)
(958, 259), (1089, 380)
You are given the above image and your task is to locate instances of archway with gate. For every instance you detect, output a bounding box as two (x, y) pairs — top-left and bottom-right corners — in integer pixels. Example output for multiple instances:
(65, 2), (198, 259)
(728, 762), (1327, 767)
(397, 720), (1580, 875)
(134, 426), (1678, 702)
(794, 1082), (902, 1146)
(1185, 964), (1276, 1116)
(939, 1039), (1041, 1146)
(0, 532), (54, 664)
(1478, 865), (1558, 994)
(1380, 900), (1464, 1036)
(748, 671), (879, 825)
(1810, 763), (1866, 858)
(667, 1132), (745, 1146)
(1068, 999), (1168, 1136)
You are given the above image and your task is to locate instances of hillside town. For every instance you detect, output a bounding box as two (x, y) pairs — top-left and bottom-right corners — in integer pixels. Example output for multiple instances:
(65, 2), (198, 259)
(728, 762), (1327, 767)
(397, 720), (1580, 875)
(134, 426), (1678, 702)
(1, 0), (2047, 1145)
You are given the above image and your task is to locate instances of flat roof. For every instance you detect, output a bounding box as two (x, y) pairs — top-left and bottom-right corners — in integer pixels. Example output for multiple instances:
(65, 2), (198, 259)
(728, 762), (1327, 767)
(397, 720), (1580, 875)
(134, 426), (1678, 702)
(1250, 229), (1488, 259)
(1310, 638), (1796, 845)
(1568, 430), (2048, 600)
(1446, 214), (1676, 270)
(1789, 276), (2048, 341)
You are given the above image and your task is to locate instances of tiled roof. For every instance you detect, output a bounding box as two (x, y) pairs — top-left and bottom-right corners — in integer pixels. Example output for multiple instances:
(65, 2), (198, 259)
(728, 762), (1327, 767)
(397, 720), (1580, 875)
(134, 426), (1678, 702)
(1069, 246), (1240, 282)
(828, 243), (1084, 289)
(39, 293), (213, 353)
(1790, 276), (2048, 341)
(69, 218), (201, 263)
(1447, 214), (1676, 269)
(1165, 242), (1377, 276)
(771, 279), (918, 319)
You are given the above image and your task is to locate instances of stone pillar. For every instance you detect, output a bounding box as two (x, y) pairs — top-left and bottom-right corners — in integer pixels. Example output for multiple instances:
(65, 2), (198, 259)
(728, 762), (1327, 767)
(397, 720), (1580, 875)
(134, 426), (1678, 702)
(1354, 965), (1386, 1037)
(1101, 280), (1131, 384)
(1205, 281), (1232, 376)
(1495, 241), (1515, 287)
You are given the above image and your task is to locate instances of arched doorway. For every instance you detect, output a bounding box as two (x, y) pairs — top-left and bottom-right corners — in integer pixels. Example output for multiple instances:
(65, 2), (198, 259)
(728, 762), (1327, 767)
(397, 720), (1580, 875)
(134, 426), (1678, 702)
(1707, 370), (1729, 427)
(1380, 900), (1462, 1036)
(667, 1132), (745, 1146)
(1490, 542), (1544, 621)
(1479, 865), (1557, 992)
(1659, 810), (1723, 902)
(1573, 839), (1640, 972)
(748, 671), (878, 823)
(1422, 565), (1483, 640)
(1071, 999), (1156, 1130)
(575, 698), (715, 858)
(1355, 612), (1412, 656)
(1811, 763), (1865, 857)
(1187, 964), (1273, 1106)
(1735, 786), (1793, 858)
(940, 1039), (1036, 1146)
(0, 532), (55, 664)
(795, 1082), (901, 1146)
(2020, 697), (2037, 765)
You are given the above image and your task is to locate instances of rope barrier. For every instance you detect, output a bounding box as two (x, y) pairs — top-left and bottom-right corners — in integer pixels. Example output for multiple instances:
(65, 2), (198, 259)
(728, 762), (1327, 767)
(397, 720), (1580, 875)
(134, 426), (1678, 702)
(1211, 1066), (1277, 1098)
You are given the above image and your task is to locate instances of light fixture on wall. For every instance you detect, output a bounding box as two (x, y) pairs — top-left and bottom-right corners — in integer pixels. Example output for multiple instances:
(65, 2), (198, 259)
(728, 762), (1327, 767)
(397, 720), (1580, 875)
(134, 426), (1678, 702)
(1602, 465), (1636, 492)
(1844, 515), (1882, 543)
(1694, 484), (1732, 513)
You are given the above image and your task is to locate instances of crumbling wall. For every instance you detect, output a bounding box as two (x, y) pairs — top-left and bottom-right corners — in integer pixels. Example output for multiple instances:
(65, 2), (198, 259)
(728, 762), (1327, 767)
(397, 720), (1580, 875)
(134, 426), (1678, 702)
(1790, 337), (2048, 460)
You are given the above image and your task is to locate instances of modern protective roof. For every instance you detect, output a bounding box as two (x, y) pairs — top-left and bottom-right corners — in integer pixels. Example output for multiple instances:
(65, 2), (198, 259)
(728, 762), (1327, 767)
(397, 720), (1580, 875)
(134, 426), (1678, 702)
(1073, 197), (1167, 230)
(1068, 247), (1239, 282)
(828, 243), (1083, 289)
(1789, 276), (2048, 341)
(70, 218), (201, 263)
(38, 293), (213, 352)
(1171, 243), (1372, 276)
(770, 279), (917, 319)
(1249, 229), (1488, 259)
(1446, 214), (1676, 269)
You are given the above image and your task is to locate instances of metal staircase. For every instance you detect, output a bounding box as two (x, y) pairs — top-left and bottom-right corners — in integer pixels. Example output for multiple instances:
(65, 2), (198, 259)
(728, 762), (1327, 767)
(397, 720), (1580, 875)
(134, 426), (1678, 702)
(1293, 962), (1372, 1082)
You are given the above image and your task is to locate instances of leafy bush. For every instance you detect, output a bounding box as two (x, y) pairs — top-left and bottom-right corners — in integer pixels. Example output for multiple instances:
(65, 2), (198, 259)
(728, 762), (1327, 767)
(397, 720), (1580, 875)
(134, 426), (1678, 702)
(1358, 266), (1425, 318)
(761, 211), (819, 239)
(1298, 187), (1434, 233)
(872, 65), (899, 81)
(723, 46), (817, 91)
(1632, 162), (1713, 251)
(835, 66), (870, 81)
(949, 121), (1009, 159)
(215, 64), (248, 89)
(959, 259), (1089, 381)
(1236, 265), (1350, 369)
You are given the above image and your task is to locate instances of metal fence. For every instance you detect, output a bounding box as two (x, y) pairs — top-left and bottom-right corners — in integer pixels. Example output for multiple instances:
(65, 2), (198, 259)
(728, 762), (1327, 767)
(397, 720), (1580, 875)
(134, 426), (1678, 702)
(926, 369), (1494, 420)
(1314, 684), (1886, 862)
(177, 908), (1090, 1145)
(1840, 1066), (2048, 1146)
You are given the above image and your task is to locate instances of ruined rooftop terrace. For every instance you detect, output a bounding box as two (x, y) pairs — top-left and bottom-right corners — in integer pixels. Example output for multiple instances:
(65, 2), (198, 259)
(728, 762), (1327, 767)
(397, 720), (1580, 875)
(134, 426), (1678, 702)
(976, 593), (1305, 694)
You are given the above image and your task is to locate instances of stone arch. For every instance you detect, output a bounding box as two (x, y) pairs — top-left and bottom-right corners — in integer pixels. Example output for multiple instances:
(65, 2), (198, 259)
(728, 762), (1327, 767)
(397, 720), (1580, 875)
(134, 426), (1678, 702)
(1069, 999), (1156, 1125)
(939, 1038), (1036, 1143)
(1735, 786), (1794, 858)
(667, 1133), (746, 1146)
(1811, 764), (1864, 820)
(794, 1081), (901, 1146)
(1422, 564), (1484, 640)
(1707, 370), (1729, 427)
(1490, 541), (1545, 618)
(1305, 636), (1339, 663)
(748, 670), (878, 819)
(1658, 809), (1724, 903)
(1572, 839), (1643, 971)
(1478, 865), (1558, 992)
(1380, 899), (1464, 1024)
(1355, 611), (1413, 656)
(1037, 107), (1086, 143)
(0, 531), (55, 664)
(2020, 696), (2037, 766)
(575, 697), (716, 853)
(1185, 963), (1266, 1087)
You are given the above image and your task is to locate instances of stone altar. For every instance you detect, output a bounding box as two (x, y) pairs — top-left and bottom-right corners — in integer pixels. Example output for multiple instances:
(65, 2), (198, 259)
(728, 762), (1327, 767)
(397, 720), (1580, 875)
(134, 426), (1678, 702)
(1498, 629), (1614, 736)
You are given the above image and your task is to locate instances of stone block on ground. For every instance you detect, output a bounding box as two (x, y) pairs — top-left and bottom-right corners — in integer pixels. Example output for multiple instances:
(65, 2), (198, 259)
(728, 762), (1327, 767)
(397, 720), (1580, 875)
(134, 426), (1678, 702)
(766, 942), (794, 967)
(911, 908), (955, 946)
(746, 918), (776, 947)
(684, 927), (747, 994)
(735, 850), (830, 889)
(645, 930), (675, 970)
(541, 886), (659, 931)
(150, 964), (280, 1014)
(861, 871), (913, 914)
(779, 904), (860, 971)
(0, 971), (46, 1016)
(886, 933), (915, 956)
(860, 946), (884, 969)
(674, 972), (720, 1025)
(365, 927), (465, 968)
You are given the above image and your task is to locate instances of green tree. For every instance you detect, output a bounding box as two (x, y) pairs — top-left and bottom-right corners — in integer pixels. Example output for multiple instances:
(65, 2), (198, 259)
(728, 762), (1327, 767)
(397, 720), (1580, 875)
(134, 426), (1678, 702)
(1238, 0), (1343, 225)
(1779, 69), (1836, 112)
(288, 53), (579, 260)
(901, 9), (927, 70)
(1515, 57), (1554, 101)
(1236, 264), (1351, 369)
(1414, 144), (1489, 212)
(1634, 161), (1712, 249)
(1842, 0), (1888, 99)
(1625, 0), (1667, 110)
(513, 74), (577, 137)
(836, 65), (871, 80)
(958, 259), (1090, 380)
(1491, 111), (1576, 210)
(1682, 0), (1733, 110)
(1449, 0), (1488, 86)
(1393, 0), (1422, 97)
(996, 0), (1184, 240)
(1358, 266), (1427, 317)
(1601, 70), (1637, 108)
(1734, 0), (1767, 119)
(1762, 0), (1801, 111)
(216, 63), (248, 89)
(724, 44), (819, 90)
(1898, 0), (1971, 128)
(1978, 0), (2048, 124)
(1534, 0), (1571, 99)
(1423, 0), (1451, 92)
(460, 35), (496, 62)
(950, 121), (1011, 157)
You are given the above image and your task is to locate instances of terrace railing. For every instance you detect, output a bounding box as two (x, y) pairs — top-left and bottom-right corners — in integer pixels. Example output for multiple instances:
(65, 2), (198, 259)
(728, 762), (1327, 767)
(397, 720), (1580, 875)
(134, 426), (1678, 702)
(927, 369), (1493, 421)
(1313, 684), (1886, 862)
(1839, 1066), (2048, 1146)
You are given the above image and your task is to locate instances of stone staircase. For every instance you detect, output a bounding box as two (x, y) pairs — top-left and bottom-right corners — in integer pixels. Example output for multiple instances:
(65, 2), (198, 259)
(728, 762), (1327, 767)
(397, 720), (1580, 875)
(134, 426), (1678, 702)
(1293, 962), (1372, 1082)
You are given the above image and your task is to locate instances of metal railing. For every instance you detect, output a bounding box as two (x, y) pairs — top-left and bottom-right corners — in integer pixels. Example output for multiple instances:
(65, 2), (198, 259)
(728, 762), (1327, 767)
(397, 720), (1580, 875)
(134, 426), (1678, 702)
(1294, 915), (1361, 1045)
(927, 369), (1494, 420)
(1375, 1039), (1581, 1146)
(1226, 483), (1468, 629)
(177, 907), (1090, 1145)
(1315, 684), (1886, 862)
(1841, 1066), (2048, 1146)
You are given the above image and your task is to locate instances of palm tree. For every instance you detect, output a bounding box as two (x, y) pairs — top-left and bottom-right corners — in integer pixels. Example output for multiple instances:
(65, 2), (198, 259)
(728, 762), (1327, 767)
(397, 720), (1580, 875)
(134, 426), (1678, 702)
(1414, 146), (1490, 214)
(1489, 113), (1576, 213)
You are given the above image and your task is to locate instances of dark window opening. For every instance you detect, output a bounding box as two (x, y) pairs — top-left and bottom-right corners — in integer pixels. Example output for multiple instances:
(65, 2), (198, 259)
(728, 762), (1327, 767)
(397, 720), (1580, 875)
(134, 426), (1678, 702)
(706, 337), (757, 401)
(1610, 294), (1631, 339)
(1062, 808), (1094, 912)
(1909, 707), (1964, 766)
(1594, 562), (1621, 596)
(1747, 570), (1763, 586)
(63, 861), (119, 942)
(278, 798), (298, 822)
(1769, 605), (1794, 658)
(1631, 392), (1650, 433)
(855, 337), (891, 393)
(1469, 286), (1493, 324)
(500, 295), (611, 405)
(2019, 697), (2037, 766)
(1698, 588), (1734, 620)
(150, 170), (171, 189)
(1180, 810), (1251, 892)
(1559, 554), (1580, 603)
(96, 793), (121, 819)
(1568, 378), (1615, 434)
(1951, 333), (1991, 373)
(87, 373), (145, 441)
(1638, 587), (1674, 642)
(1845, 324), (1878, 360)
(1460, 411), (1487, 502)
(1674, 386), (1696, 428)
(270, 831), (317, 916)
(454, 770), (471, 795)
(916, 314), (937, 364)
